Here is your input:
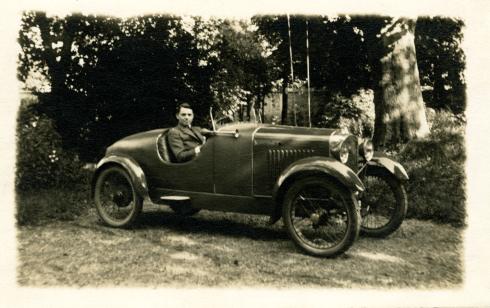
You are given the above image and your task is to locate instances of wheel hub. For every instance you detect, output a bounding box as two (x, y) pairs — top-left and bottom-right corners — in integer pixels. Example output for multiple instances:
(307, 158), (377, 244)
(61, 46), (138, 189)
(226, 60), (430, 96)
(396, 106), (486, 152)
(112, 188), (131, 207)
(310, 213), (320, 225)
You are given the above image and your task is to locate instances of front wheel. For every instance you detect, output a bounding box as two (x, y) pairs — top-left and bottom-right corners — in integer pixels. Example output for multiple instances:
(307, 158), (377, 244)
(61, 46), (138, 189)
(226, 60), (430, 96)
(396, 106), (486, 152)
(94, 166), (143, 228)
(359, 166), (407, 237)
(282, 177), (360, 257)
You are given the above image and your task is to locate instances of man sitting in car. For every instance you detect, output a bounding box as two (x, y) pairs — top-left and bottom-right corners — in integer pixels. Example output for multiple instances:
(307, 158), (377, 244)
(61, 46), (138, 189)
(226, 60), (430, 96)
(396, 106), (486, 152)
(168, 102), (206, 163)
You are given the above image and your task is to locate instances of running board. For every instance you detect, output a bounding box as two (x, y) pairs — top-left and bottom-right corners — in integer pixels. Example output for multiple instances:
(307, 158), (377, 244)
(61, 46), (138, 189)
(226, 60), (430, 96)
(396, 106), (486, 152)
(160, 195), (190, 202)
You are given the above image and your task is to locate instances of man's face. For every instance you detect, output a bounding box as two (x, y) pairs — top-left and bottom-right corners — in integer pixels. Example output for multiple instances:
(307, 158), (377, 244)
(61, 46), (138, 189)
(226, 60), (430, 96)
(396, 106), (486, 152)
(176, 106), (194, 127)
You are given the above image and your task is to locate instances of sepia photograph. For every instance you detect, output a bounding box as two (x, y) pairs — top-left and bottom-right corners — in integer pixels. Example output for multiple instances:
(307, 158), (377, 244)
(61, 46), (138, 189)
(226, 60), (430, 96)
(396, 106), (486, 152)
(2, 0), (490, 307)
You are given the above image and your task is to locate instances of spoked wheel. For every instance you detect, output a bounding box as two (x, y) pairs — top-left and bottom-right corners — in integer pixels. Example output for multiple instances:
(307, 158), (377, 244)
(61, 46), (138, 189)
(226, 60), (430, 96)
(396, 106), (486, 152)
(359, 166), (407, 237)
(282, 177), (360, 257)
(94, 166), (143, 228)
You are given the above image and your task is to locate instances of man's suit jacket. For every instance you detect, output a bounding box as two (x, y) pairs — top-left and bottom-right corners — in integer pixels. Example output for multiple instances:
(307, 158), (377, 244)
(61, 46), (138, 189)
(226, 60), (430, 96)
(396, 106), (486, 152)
(167, 124), (205, 162)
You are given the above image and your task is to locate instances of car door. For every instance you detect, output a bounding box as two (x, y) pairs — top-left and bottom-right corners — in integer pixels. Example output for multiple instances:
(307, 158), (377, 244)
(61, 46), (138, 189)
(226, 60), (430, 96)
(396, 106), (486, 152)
(213, 125), (254, 196)
(150, 137), (214, 193)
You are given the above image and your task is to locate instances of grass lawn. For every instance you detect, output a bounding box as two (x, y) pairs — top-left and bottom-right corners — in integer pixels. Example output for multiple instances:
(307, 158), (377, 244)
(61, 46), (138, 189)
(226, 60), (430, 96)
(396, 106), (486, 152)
(17, 204), (463, 288)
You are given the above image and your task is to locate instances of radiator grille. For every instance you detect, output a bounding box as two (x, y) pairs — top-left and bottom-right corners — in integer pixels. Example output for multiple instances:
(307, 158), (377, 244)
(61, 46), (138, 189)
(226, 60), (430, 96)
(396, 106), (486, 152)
(344, 136), (359, 172)
(268, 149), (316, 180)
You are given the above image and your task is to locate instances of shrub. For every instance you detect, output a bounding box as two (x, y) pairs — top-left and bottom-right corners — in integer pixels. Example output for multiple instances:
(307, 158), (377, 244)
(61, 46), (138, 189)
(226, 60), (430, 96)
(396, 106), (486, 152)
(396, 110), (466, 226)
(16, 95), (86, 191)
(316, 89), (375, 137)
(16, 94), (92, 225)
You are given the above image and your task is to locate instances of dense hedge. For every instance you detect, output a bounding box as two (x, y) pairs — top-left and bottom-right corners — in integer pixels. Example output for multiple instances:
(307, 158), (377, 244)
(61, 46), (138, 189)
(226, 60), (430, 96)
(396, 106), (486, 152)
(16, 95), (92, 225)
(16, 95), (86, 191)
(316, 89), (375, 138)
(396, 110), (466, 226)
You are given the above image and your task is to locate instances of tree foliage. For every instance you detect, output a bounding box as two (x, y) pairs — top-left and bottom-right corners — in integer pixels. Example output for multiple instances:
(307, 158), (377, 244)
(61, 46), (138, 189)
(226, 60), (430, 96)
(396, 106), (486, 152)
(252, 14), (464, 144)
(18, 12), (465, 160)
(209, 19), (273, 120)
(415, 17), (466, 114)
(253, 14), (464, 110)
(18, 12), (274, 160)
(79, 15), (216, 155)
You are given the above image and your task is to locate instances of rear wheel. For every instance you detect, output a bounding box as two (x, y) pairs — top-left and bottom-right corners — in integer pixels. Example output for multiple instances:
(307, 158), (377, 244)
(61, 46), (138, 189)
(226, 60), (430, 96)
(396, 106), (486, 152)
(94, 166), (143, 228)
(359, 166), (407, 237)
(282, 177), (360, 257)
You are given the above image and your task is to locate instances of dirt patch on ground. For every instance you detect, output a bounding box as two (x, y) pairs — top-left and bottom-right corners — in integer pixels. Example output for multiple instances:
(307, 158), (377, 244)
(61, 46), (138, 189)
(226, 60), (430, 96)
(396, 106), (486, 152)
(17, 207), (463, 288)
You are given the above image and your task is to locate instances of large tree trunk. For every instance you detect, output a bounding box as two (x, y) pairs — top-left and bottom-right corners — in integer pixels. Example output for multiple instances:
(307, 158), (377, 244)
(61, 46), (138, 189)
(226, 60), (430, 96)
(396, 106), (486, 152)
(373, 18), (430, 147)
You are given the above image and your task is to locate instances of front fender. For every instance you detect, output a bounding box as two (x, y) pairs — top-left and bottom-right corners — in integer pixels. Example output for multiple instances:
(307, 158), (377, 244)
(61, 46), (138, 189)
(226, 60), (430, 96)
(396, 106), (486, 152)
(369, 154), (409, 181)
(273, 157), (365, 200)
(92, 155), (150, 200)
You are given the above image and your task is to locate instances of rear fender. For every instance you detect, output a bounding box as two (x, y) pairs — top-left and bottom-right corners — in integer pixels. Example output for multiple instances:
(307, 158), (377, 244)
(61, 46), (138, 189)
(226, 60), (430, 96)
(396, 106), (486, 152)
(368, 154), (409, 181)
(269, 157), (364, 224)
(92, 155), (150, 201)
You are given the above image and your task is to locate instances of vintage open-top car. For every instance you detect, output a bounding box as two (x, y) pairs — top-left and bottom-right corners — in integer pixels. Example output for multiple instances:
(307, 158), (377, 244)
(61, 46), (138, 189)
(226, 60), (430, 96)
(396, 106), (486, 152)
(92, 116), (408, 257)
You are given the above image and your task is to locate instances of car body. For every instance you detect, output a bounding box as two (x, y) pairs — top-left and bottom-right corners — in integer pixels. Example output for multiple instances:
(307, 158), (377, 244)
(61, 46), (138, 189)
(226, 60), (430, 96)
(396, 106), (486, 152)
(93, 122), (409, 257)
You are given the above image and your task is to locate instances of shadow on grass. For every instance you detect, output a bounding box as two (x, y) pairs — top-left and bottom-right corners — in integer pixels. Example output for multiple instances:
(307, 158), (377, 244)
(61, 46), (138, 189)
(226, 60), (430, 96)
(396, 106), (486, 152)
(130, 210), (290, 242)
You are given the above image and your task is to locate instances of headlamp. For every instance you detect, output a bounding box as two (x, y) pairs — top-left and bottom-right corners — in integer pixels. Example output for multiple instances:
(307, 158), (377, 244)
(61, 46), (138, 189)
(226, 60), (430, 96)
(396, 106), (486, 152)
(329, 130), (354, 165)
(360, 139), (374, 161)
(339, 143), (349, 164)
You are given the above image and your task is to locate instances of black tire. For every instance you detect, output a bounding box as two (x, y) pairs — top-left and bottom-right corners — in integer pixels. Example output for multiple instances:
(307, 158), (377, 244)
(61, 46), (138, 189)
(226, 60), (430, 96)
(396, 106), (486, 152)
(359, 166), (407, 237)
(282, 177), (360, 257)
(94, 166), (143, 228)
(169, 202), (201, 216)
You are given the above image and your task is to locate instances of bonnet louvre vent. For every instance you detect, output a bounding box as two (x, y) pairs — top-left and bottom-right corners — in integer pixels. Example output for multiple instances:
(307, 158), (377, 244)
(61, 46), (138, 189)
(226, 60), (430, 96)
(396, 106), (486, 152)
(268, 149), (315, 180)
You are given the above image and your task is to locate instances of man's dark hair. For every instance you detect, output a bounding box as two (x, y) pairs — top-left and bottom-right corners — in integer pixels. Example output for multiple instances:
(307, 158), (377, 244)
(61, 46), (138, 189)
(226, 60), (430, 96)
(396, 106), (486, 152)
(176, 102), (192, 114)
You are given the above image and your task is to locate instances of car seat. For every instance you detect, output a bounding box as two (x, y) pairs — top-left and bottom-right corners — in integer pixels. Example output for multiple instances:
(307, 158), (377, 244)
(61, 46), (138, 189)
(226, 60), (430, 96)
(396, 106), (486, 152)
(157, 130), (177, 163)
